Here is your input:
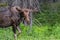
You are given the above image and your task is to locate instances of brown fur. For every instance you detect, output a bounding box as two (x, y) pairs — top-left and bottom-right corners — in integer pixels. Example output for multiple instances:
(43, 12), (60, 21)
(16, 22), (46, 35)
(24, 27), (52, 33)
(0, 6), (31, 40)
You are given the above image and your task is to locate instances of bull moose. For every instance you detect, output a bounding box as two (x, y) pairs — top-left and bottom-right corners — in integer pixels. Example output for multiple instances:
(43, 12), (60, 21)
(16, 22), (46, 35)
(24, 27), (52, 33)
(0, 6), (38, 40)
(0, 6), (29, 40)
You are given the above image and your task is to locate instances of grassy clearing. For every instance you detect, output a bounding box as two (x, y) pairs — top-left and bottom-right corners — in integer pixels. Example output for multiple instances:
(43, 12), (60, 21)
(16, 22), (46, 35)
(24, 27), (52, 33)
(0, 23), (60, 40)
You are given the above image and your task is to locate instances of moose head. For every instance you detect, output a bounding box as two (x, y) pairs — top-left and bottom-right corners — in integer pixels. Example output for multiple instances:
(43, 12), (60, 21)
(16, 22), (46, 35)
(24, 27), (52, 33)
(11, 6), (38, 24)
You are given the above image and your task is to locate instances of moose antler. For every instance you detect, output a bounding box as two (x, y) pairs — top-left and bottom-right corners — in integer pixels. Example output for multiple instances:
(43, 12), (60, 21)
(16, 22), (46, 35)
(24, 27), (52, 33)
(21, 8), (38, 12)
(12, 6), (38, 13)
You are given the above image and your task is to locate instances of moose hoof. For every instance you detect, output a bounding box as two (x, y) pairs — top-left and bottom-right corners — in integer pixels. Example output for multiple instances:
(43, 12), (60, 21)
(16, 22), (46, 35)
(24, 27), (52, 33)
(17, 31), (21, 36)
(14, 34), (17, 40)
(19, 30), (21, 33)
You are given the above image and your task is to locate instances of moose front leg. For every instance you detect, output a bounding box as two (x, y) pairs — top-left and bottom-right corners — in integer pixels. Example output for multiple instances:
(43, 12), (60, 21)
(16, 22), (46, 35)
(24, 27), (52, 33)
(17, 26), (21, 33)
(12, 26), (17, 40)
(16, 26), (21, 36)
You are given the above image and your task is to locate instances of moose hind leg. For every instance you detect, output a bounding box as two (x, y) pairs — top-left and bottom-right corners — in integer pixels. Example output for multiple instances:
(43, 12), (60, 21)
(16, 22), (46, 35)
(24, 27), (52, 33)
(12, 27), (17, 40)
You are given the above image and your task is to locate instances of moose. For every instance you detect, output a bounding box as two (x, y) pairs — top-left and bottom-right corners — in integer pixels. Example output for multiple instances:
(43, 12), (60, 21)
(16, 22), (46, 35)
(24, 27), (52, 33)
(0, 6), (38, 40)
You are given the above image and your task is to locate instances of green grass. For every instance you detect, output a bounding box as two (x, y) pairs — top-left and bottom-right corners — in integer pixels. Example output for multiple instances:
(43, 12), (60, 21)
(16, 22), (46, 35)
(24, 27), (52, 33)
(0, 23), (60, 40)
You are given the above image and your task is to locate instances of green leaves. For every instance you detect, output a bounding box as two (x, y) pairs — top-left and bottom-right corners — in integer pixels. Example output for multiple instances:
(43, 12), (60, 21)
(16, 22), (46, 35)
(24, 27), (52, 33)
(0, 3), (8, 7)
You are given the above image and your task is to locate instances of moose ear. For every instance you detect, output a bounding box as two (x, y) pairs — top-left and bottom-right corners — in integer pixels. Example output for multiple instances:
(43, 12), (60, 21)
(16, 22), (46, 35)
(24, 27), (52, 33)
(16, 7), (22, 12)
(16, 7), (24, 13)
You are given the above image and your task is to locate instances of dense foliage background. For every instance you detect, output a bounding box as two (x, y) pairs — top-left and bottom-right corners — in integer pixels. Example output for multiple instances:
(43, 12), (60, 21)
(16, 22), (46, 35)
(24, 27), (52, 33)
(33, 1), (60, 26)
